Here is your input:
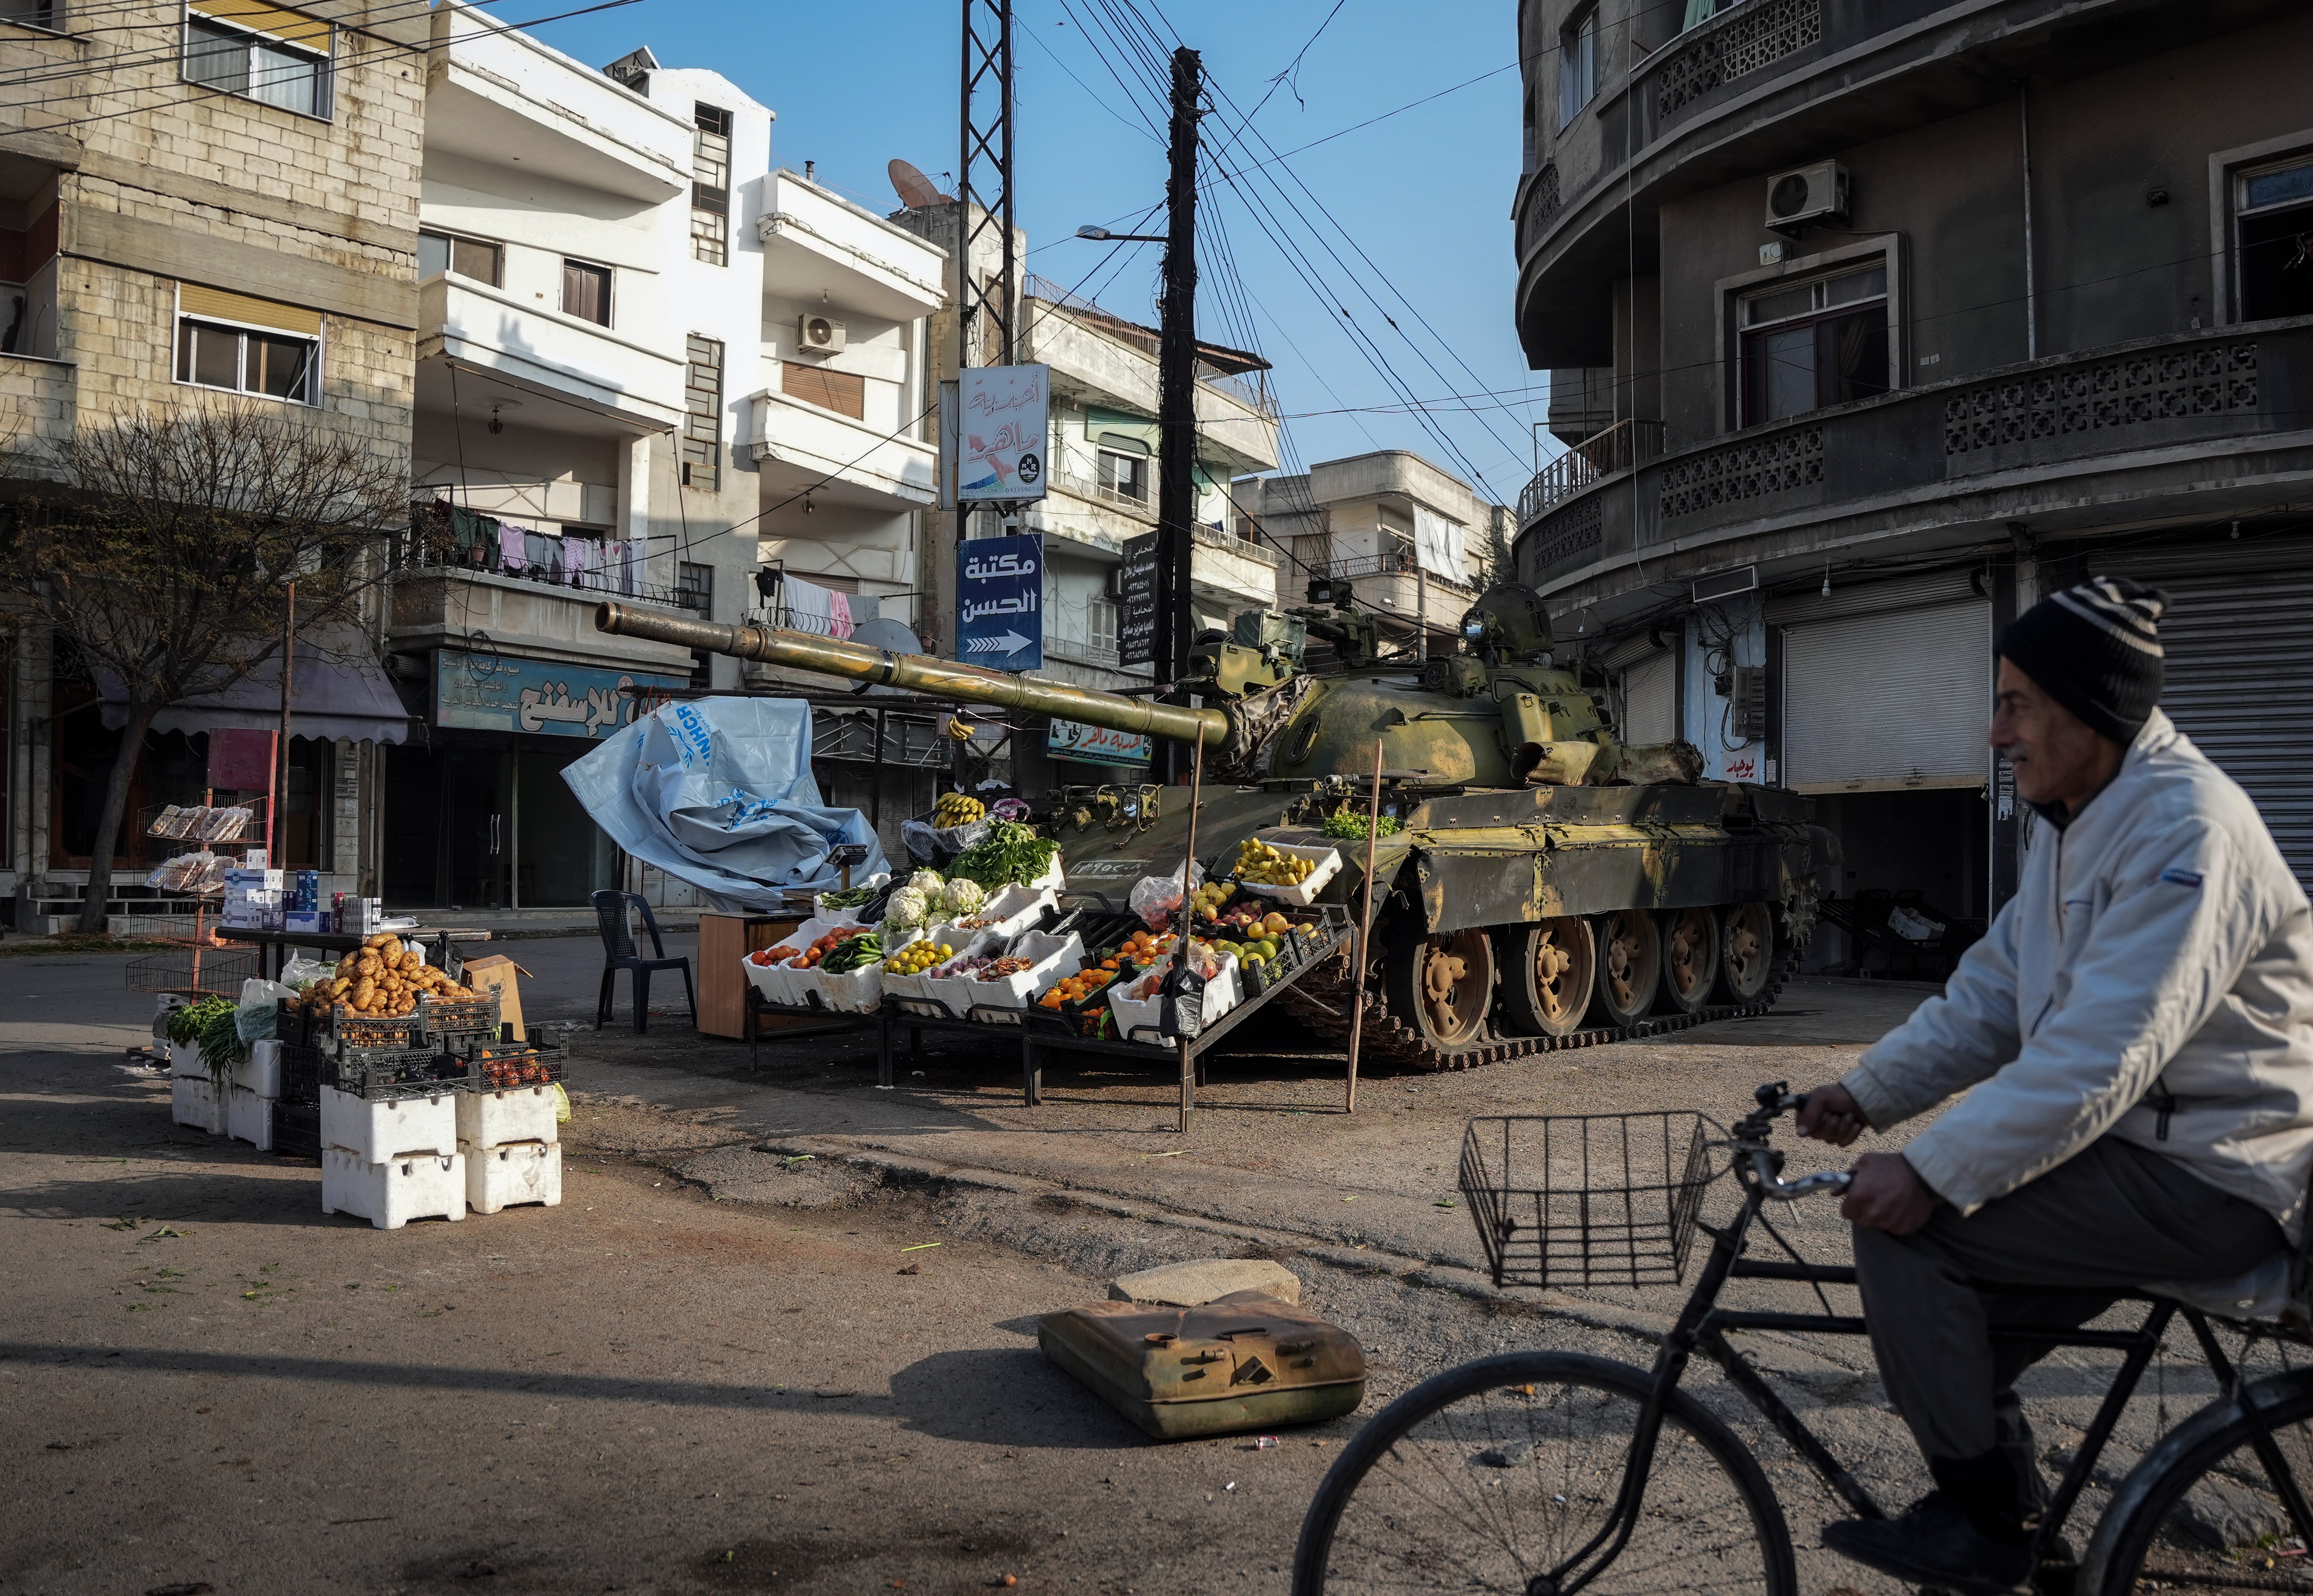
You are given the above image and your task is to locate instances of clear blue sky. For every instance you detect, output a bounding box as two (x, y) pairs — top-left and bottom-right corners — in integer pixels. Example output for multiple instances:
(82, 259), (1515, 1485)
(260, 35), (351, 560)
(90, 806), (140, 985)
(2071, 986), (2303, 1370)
(526, 0), (1547, 506)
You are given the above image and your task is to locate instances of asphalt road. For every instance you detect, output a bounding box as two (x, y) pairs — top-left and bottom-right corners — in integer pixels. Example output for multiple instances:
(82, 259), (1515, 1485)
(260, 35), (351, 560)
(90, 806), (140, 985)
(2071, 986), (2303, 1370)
(0, 952), (2271, 1594)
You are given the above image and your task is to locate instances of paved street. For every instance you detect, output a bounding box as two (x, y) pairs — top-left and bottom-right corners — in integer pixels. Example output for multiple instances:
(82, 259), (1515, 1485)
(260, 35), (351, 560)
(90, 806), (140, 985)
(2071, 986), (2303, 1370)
(0, 953), (2253, 1594)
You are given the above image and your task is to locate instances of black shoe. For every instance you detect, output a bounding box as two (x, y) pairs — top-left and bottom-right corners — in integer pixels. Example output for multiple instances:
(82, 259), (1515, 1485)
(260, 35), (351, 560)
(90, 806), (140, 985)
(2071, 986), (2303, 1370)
(1822, 1491), (2037, 1594)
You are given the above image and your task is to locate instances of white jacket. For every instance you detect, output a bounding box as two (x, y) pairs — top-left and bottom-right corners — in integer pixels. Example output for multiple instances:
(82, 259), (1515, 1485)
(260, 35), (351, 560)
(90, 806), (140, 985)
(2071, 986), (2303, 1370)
(1842, 710), (2313, 1241)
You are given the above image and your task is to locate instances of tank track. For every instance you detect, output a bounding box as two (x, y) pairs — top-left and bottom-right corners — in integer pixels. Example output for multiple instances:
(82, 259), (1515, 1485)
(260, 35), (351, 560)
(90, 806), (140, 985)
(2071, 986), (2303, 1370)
(1272, 944), (1802, 1073)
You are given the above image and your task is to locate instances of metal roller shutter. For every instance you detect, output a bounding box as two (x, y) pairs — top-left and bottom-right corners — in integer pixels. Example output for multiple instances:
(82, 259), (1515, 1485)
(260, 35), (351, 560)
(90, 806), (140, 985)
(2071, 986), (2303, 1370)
(2106, 552), (2313, 889)
(1781, 600), (1991, 792)
(1622, 651), (1677, 745)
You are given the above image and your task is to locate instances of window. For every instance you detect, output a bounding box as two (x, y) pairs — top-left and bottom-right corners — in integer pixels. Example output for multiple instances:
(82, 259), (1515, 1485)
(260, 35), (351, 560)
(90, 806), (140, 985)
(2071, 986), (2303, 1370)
(783, 363), (864, 420)
(1557, 5), (1597, 129)
(678, 561), (713, 615)
(561, 258), (611, 325)
(174, 284), (321, 402)
(681, 334), (723, 491)
(691, 102), (732, 267)
(2237, 156), (2313, 322)
(1737, 261), (1889, 426)
(182, 3), (331, 119)
(1097, 446), (1149, 506)
(3, 1), (60, 30)
(1088, 597), (1120, 660)
(417, 230), (501, 287)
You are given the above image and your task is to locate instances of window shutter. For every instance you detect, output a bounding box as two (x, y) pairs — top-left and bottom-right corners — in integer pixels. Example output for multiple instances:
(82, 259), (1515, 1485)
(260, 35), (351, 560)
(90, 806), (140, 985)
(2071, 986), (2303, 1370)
(783, 365), (865, 420)
(186, 0), (330, 50)
(177, 282), (322, 336)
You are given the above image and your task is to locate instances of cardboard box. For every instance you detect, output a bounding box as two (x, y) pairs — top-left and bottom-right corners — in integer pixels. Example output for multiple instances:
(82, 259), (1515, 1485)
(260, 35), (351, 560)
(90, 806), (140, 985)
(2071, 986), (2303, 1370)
(460, 955), (529, 1041)
(286, 909), (329, 935)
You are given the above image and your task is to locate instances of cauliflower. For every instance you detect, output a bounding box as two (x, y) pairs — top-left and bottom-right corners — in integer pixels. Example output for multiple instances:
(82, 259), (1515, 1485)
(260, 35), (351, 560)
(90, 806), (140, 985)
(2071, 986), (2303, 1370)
(883, 885), (932, 932)
(941, 877), (987, 917)
(907, 869), (945, 895)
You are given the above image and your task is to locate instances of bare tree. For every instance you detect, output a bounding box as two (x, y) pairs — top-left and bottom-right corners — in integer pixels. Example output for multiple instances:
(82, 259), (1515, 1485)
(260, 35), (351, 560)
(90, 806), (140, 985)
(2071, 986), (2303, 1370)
(2, 405), (403, 933)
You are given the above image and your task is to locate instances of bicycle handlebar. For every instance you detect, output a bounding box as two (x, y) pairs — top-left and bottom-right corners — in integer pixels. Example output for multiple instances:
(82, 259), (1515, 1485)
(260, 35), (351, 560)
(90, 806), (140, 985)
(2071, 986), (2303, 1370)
(1749, 1150), (1854, 1200)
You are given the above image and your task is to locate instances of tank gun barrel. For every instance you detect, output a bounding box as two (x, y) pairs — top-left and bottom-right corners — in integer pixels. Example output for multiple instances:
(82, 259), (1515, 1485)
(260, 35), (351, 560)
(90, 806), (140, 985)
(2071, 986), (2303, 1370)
(594, 603), (1230, 747)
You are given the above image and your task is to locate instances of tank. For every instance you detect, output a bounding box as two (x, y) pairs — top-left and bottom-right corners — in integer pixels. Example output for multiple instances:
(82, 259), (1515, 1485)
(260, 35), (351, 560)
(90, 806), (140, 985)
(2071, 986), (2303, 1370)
(595, 586), (1839, 1070)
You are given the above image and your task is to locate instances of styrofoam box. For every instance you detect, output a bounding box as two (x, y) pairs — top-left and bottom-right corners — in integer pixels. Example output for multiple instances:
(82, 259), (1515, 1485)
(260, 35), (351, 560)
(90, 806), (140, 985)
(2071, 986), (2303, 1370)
(807, 927), (924, 1014)
(463, 1140), (561, 1215)
(171, 1073), (225, 1134)
(322, 1148), (465, 1230)
(887, 930), (997, 1013)
(233, 1038), (281, 1098)
(1107, 953), (1242, 1044)
(741, 917), (866, 1008)
(811, 873), (886, 920)
(940, 930), (1085, 1024)
(1235, 838), (1343, 906)
(940, 882), (1060, 942)
(225, 1084), (273, 1151)
(320, 1085), (457, 1162)
(456, 1085), (559, 1151)
(169, 1039), (205, 1079)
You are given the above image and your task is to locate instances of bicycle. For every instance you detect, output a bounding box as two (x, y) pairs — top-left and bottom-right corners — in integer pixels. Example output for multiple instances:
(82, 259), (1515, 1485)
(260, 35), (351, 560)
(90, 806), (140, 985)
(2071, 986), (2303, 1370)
(1291, 1083), (2313, 1595)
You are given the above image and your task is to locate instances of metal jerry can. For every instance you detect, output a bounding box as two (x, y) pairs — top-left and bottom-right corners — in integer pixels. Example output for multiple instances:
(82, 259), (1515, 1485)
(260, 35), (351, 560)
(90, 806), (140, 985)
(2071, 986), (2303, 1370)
(1037, 1290), (1367, 1440)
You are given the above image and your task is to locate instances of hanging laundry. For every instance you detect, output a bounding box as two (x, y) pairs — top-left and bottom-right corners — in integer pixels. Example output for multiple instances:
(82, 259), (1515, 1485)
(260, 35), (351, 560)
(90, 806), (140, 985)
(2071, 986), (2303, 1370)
(498, 520), (530, 574)
(450, 505), (498, 567)
(826, 589), (854, 640)
(524, 531), (555, 581)
(562, 535), (594, 588)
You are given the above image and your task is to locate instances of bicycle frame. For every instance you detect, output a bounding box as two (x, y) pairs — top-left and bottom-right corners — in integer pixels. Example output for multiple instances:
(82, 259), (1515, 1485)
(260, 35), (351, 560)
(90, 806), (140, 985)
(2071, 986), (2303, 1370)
(1542, 1087), (2313, 1596)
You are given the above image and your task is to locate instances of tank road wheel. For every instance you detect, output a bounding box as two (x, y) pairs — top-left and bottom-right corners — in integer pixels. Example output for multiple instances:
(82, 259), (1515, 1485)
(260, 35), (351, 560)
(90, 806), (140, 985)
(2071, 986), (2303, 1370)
(1657, 906), (1720, 1016)
(1715, 902), (1777, 1005)
(1501, 918), (1596, 1037)
(1385, 923), (1496, 1052)
(1591, 908), (1662, 1029)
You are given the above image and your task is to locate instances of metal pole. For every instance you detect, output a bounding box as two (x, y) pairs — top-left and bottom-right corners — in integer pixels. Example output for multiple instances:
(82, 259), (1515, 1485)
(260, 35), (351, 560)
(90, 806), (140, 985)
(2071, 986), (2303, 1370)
(2019, 82), (2037, 362)
(276, 581), (294, 870)
(1175, 729), (1203, 1133)
(1155, 44), (1201, 784)
(1344, 738), (1384, 1113)
(871, 708), (888, 834)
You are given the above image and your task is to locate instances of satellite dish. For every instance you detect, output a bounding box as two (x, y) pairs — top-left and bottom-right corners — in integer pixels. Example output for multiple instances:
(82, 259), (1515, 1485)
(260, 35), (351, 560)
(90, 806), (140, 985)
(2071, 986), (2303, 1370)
(888, 159), (952, 209)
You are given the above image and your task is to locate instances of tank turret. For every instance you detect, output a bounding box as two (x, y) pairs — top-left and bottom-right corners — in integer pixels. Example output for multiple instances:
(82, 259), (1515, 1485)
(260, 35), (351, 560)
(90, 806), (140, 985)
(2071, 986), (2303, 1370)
(595, 591), (1834, 1066)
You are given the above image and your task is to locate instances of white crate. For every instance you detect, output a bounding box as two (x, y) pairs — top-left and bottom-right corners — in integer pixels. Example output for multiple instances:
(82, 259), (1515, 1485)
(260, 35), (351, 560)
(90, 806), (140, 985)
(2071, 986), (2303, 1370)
(169, 1039), (206, 1080)
(456, 1085), (558, 1150)
(320, 1085), (457, 1161)
(1108, 953), (1242, 1044)
(463, 1140), (561, 1215)
(322, 1148), (465, 1230)
(232, 1039), (281, 1098)
(225, 1084), (273, 1151)
(171, 1073), (224, 1134)
(939, 930), (1085, 1023)
(745, 918), (875, 1008)
(887, 930), (997, 1014)
(936, 882), (1059, 943)
(806, 927), (921, 1014)
(1233, 837), (1343, 905)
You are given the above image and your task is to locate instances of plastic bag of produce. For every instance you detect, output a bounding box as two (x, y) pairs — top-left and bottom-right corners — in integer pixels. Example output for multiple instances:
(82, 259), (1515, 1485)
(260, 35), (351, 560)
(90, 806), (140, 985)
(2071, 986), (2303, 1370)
(1128, 861), (1207, 931)
(234, 978), (299, 1046)
(902, 815), (991, 867)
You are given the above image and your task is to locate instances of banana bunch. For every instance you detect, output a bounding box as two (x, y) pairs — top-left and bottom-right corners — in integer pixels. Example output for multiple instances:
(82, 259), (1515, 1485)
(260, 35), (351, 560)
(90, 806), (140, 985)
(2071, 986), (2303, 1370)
(934, 792), (986, 827)
(1234, 837), (1316, 887)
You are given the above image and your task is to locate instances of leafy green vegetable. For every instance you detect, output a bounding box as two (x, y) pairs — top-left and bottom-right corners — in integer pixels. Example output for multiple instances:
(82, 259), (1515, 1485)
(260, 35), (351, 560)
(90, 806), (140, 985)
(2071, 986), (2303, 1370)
(196, 999), (244, 1075)
(819, 886), (875, 909)
(820, 932), (885, 974)
(1320, 807), (1403, 842)
(166, 995), (232, 1047)
(948, 821), (1059, 889)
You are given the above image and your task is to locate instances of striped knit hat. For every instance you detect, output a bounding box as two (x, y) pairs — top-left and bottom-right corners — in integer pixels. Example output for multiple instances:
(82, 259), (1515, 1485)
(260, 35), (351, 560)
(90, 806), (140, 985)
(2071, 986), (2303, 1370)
(1997, 575), (2168, 743)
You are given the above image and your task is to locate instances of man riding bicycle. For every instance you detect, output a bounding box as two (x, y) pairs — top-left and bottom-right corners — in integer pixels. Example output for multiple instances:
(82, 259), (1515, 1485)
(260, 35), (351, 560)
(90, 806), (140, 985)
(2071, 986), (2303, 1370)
(1796, 574), (2313, 1591)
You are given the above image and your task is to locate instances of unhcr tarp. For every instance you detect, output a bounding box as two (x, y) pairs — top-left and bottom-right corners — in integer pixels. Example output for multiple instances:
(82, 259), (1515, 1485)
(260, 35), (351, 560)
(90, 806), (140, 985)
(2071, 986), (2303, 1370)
(561, 696), (886, 911)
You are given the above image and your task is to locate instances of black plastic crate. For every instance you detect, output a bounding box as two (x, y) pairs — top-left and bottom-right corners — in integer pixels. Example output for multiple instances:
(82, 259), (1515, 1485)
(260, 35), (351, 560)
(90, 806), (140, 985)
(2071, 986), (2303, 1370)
(278, 1040), (325, 1106)
(464, 1029), (570, 1090)
(274, 1101), (321, 1161)
(332, 1006), (420, 1050)
(321, 1047), (479, 1101)
(417, 990), (501, 1041)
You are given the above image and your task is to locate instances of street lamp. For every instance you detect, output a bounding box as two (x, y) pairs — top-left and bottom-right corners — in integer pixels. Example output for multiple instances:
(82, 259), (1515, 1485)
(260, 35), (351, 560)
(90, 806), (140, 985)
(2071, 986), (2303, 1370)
(1075, 224), (1168, 243)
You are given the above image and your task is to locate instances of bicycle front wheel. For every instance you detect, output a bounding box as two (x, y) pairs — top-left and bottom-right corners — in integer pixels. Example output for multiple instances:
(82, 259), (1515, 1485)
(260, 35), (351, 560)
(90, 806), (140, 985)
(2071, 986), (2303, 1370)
(2085, 1366), (2313, 1594)
(1292, 1350), (1795, 1596)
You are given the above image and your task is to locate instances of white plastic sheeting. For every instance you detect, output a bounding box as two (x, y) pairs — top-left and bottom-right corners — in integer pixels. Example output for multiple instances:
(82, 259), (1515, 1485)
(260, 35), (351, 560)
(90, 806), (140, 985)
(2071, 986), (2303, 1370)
(561, 697), (888, 911)
(1413, 504), (1467, 582)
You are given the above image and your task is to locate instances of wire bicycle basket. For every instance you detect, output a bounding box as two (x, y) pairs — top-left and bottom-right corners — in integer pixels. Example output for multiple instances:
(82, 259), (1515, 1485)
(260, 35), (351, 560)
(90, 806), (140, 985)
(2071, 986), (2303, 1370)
(1458, 1112), (1716, 1288)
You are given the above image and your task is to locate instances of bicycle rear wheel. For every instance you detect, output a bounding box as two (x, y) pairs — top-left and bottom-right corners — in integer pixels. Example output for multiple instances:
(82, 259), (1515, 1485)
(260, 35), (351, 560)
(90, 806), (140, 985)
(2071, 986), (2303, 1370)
(1292, 1350), (1795, 1596)
(2085, 1367), (2313, 1594)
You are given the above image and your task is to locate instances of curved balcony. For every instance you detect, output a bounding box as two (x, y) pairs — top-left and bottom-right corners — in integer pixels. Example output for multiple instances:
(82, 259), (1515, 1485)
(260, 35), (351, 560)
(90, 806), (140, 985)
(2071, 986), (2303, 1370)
(1512, 0), (2300, 366)
(1515, 318), (2313, 606)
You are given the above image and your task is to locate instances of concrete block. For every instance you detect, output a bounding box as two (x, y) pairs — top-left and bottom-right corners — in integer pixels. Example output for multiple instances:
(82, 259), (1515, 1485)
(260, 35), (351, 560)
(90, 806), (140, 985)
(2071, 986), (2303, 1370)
(1109, 1257), (1302, 1307)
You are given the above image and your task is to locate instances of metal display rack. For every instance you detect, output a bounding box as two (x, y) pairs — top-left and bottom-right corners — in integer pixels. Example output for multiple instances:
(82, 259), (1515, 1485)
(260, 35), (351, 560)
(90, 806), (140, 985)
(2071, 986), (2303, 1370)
(127, 794), (275, 997)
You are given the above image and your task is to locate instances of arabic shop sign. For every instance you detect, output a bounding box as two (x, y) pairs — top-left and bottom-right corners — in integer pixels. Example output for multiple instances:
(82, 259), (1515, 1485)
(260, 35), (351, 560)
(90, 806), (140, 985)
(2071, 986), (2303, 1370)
(956, 532), (1043, 670)
(1048, 717), (1151, 767)
(433, 648), (688, 738)
(957, 365), (1049, 503)
(1119, 531), (1158, 668)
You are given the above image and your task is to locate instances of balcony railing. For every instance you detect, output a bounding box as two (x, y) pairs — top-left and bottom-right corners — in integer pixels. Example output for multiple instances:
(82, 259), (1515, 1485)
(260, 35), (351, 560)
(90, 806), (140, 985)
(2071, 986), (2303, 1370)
(396, 515), (702, 612)
(1190, 519), (1279, 567)
(1516, 418), (1667, 528)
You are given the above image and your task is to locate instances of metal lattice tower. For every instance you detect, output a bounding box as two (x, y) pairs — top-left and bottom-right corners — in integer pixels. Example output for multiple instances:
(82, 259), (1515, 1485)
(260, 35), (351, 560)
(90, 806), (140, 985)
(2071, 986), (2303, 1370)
(957, 0), (1016, 369)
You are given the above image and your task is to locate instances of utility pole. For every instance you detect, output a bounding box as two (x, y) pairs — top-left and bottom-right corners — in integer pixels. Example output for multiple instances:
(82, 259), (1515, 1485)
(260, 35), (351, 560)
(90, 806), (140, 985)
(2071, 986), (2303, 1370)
(958, 0), (1017, 380)
(1155, 45), (1201, 783)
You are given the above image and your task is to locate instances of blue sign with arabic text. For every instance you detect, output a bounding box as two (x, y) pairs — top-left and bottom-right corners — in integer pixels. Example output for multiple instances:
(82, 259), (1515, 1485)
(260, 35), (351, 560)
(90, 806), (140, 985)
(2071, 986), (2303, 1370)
(434, 648), (689, 739)
(956, 532), (1044, 671)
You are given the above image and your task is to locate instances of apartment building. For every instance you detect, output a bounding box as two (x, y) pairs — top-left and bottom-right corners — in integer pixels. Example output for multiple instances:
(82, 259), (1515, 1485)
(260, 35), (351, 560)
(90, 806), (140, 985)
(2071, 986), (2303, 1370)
(0, 0), (426, 929)
(1230, 450), (1510, 658)
(1511, 0), (2313, 963)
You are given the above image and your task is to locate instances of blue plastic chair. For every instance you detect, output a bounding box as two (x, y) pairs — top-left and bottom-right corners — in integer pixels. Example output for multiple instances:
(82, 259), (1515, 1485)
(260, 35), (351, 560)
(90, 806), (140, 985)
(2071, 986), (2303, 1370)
(591, 891), (695, 1035)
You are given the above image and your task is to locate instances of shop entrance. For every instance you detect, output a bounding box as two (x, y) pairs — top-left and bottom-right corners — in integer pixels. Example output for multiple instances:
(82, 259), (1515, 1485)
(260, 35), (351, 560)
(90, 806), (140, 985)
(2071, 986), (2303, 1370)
(383, 737), (615, 910)
(1806, 787), (1988, 976)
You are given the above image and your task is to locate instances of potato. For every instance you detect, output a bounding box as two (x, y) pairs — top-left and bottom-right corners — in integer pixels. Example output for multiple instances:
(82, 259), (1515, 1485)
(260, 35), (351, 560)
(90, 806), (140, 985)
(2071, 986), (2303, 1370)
(351, 977), (375, 1009)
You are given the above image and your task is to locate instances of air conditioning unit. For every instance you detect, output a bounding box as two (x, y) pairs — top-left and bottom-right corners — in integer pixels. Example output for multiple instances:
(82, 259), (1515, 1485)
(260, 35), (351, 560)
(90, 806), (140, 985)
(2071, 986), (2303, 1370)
(1764, 160), (1848, 237)
(795, 313), (846, 354)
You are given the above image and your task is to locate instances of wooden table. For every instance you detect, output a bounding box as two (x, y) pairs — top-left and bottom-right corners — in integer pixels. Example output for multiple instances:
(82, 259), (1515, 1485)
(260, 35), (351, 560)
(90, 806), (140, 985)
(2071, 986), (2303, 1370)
(698, 912), (805, 1038)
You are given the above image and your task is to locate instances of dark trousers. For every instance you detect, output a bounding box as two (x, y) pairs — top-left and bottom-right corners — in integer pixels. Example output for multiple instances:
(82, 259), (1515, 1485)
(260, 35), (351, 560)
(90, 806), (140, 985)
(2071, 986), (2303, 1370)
(1854, 1136), (2286, 1462)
